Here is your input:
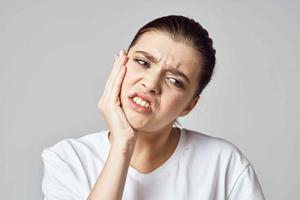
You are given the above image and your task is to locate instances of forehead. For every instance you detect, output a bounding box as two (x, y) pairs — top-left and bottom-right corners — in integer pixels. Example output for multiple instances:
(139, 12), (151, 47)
(130, 31), (201, 82)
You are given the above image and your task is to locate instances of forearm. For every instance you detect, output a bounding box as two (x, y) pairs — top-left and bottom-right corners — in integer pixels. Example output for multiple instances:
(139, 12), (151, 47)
(88, 143), (134, 200)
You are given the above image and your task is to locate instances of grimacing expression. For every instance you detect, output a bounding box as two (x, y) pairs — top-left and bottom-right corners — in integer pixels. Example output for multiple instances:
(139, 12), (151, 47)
(120, 31), (201, 132)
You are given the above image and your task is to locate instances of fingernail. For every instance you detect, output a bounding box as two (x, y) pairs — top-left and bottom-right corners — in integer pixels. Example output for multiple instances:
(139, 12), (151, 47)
(119, 49), (124, 56)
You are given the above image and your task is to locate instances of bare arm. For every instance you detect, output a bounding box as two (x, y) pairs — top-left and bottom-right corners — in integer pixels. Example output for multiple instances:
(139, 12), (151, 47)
(87, 141), (135, 200)
(88, 49), (137, 200)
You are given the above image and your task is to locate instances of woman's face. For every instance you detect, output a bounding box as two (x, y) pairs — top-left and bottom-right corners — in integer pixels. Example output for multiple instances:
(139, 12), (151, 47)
(120, 31), (200, 132)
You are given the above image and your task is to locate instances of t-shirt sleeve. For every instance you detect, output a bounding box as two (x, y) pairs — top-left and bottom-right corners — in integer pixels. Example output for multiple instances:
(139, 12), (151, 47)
(41, 148), (85, 200)
(227, 163), (266, 200)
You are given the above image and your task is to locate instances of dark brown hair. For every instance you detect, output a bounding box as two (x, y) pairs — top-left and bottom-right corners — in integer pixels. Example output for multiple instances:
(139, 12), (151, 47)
(126, 15), (216, 126)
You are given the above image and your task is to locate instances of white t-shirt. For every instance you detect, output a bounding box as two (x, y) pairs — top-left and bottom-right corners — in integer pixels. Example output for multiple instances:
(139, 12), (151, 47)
(41, 127), (265, 200)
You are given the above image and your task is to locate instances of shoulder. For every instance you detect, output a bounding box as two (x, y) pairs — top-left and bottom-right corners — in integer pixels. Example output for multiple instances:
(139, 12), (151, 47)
(181, 128), (265, 199)
(41, 130), (109, 198)
(41, 129), (109, 164)
(181, 127), (250, 168)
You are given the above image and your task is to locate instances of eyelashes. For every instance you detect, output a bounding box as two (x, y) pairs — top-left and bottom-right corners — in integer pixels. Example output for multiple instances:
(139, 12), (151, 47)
(135, 59), (148, 67)
(133, 58), (184, 88)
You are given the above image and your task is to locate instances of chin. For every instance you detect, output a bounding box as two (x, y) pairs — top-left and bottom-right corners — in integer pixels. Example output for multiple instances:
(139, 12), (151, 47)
(126, 111), (149, 129)
(121, 96), (156, 132)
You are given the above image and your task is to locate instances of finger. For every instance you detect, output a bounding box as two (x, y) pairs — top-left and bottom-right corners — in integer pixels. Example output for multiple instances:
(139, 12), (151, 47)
(106, 52), (127, 95)
(111, 50), (127, 80)
(101, 50), (127, 105)
(116, 49), (127, 66)
(116, 106), (131, 130)
(111, 64), (127, 102)
(106, 50), (127, 88)
(104, 54), (119, 90)
(100, 55), (118, 101)
(99, 53), (121, 103)
(111, 49), (123, 75)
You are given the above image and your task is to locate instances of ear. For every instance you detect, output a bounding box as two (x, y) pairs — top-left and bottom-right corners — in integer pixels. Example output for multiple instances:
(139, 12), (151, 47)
(178, 96), (200, 117)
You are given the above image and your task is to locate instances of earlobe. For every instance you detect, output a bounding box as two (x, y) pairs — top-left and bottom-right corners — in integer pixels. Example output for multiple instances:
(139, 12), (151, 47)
(178, 96), (200, 117)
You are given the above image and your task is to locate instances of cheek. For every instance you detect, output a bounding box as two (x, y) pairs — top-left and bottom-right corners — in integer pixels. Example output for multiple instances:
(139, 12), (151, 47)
(122, 62), (144, 87)
(120, 65), (140, 97)
(125, 65), (138, 80)
(160, 93), (187, 116)
(122, 67), (135, 87)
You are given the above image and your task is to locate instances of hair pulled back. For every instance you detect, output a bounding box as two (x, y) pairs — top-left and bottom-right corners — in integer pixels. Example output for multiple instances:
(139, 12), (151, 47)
(127, 15), (216, 97)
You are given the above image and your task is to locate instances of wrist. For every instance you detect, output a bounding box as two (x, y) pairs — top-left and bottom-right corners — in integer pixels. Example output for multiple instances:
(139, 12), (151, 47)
(108, 131), (137, 152)
(111, 140), (135, 156)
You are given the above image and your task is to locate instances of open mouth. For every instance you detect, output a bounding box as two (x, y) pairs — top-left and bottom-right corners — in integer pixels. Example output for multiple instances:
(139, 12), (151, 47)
(128, 91), (155, 112)
(132, 96), (151, 109)
(128, 96), (152, 113)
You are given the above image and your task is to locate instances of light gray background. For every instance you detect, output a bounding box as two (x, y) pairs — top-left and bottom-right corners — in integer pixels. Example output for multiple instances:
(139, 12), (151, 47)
(0, 0), (299, 199)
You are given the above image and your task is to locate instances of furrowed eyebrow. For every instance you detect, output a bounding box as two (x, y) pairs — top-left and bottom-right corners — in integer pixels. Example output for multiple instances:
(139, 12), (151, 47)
(167, 68), (190, 84)
(135, 50), (159, 63)
(134, 50), (190, 84)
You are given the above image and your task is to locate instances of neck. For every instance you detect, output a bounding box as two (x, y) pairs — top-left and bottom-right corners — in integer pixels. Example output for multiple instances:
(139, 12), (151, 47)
(131, 125), (180, 173)
(132, 125), (174, 159)
(108, 125), (180, 173)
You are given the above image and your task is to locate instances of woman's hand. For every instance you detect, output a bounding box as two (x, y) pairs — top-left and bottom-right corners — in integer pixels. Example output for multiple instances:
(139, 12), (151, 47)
(98, 49), (137, 149)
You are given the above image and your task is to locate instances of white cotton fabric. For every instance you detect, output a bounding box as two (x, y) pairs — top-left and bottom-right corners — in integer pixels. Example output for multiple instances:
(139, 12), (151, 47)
(41, 128), (265, 200)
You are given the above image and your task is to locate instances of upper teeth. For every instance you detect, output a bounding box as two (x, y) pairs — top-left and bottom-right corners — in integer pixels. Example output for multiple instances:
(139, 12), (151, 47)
(133, 96), (150, 108)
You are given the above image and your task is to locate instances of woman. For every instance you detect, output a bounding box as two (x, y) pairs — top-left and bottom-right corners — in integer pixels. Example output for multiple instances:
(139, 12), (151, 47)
(41, 15), (265, 200)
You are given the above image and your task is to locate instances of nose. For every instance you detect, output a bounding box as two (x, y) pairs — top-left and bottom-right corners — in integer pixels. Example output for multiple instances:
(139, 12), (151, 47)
(140, 72), (161, 94)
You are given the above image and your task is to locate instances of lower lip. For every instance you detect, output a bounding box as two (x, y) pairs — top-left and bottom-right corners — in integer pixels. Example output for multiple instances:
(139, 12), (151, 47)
(128, 97), (152, 113)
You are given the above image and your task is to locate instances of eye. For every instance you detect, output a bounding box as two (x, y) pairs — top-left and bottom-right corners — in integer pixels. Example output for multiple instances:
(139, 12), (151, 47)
(168, 77), (184, 88)
(134, 58), (149, 68)
(133, 58), (184, 88)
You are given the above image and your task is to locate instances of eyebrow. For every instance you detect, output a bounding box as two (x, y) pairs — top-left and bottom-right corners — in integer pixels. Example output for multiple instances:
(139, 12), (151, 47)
(134, 50), (191, 84)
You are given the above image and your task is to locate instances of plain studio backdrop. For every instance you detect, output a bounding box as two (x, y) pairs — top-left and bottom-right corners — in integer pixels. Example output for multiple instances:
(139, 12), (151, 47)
(0, 0), (299, 199)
